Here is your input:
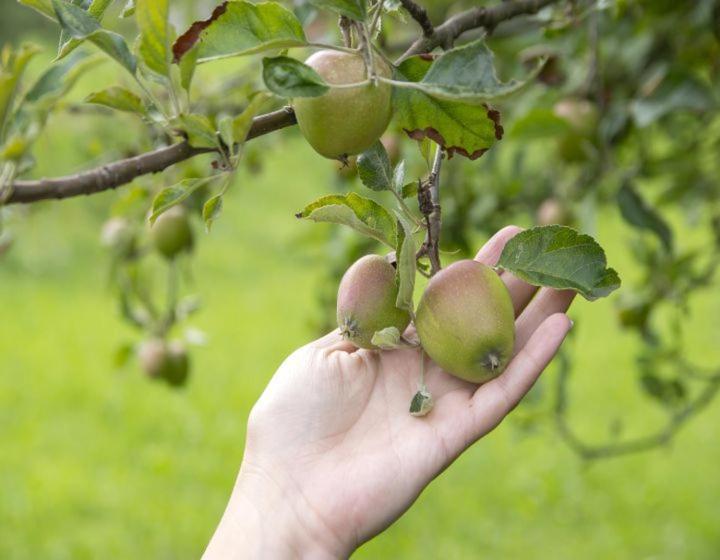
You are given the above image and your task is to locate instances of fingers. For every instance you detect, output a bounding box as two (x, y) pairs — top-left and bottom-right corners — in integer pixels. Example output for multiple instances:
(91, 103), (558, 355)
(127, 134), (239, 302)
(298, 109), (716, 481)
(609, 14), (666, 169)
(462, 313), (572, 442)
(474, 225), (523, 265)
(308, 329), (359, 353)
(474, 225), (538, 317)
(513, 289), (575, 355)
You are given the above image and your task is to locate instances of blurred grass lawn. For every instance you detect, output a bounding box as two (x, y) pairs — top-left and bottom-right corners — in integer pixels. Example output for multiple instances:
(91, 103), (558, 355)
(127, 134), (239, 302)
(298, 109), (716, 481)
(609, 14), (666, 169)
(2, 73), (720, 560)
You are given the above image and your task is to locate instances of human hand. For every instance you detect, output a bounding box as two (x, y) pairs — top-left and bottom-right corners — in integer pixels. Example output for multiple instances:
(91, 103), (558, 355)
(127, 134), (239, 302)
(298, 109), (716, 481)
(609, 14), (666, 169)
(204, 226), (575, 559)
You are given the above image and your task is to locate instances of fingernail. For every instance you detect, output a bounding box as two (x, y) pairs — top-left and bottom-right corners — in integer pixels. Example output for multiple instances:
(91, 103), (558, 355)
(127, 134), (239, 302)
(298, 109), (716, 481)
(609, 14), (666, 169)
(569, 319), (575, 329)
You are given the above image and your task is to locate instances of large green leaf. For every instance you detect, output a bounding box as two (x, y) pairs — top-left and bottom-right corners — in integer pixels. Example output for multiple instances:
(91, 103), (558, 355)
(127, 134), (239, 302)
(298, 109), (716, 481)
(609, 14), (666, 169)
(262, 56), (328, 98)
(136, 0), (172, 76)
(173, 1), (306, 64)
(393, 56), (503, 160)
(24, 51), (102, 106)
(296, 192), (397, 248)
(51, 0), (136, 75)
(57, 0), (113, 60)
(18, 0), (55, 19)
(150, 177), (212, 223)
(393, 40), (542, 103)
(0, 43), (41, 137)
(85, 86), (147, 115)
(617, 183), (673, 253)
(496, 225), (621, 301)
(357, 141), (392, 191)
(307, 0), (366, 21)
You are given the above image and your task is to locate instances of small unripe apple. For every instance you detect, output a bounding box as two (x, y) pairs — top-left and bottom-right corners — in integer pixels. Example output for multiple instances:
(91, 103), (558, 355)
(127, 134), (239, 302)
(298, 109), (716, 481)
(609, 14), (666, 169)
(101, 217), (136, 257)
(151, 206), (193, 260)
(138, 338), (171, 379)
(164, 341), (190, 387)
(137, 338), (190, 386)
(415, 260), (515, 383)
(536, 198), (574, 226)
(553, 98), (599, 163)
(294, 50), (393, 160)
(337, 254), (411, 349)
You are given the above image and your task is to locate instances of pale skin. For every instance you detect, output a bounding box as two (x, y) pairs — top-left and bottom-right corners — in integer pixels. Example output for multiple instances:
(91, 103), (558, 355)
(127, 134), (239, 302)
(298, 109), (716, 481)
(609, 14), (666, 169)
(204, 226), (575, 559)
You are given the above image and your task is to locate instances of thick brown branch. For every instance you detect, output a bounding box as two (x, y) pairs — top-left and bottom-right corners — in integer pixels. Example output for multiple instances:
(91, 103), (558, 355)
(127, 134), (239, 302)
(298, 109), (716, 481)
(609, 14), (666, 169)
(401, 0), (560, 59)
(398, 0), (434, 37)
(7, 0), (562, 205)
(6, 107), (297, 204)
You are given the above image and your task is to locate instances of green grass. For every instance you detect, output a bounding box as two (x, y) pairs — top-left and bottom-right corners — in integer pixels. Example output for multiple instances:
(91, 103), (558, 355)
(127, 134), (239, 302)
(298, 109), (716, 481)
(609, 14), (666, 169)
(2, 117), (720, 558)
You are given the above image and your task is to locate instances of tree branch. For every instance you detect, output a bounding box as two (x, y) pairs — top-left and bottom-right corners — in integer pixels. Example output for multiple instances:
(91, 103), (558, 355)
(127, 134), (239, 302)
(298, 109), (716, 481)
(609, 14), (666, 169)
(398, 0), (434, 37)
(401, 0), (560, 59)
(554, 352), (720, 461)
(6, 0), (562, 205)
(416, 147), (443, 275)
(6, 107), (297, 204)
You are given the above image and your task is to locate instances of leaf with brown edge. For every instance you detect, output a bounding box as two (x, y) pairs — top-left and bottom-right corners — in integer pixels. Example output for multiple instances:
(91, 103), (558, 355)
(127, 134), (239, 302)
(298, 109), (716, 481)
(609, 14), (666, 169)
(172, 2), (228, 62)
(393, 55), (503, 160)
(172, 1), (306, 64)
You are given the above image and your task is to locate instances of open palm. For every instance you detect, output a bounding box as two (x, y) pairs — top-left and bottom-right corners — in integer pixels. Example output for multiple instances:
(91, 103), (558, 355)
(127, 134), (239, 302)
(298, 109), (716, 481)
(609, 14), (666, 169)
(218, 226), (574, 558)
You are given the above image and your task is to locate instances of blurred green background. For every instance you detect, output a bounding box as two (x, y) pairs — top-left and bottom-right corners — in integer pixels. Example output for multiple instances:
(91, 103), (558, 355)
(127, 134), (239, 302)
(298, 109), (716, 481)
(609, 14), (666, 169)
(2, 1), (720, 559)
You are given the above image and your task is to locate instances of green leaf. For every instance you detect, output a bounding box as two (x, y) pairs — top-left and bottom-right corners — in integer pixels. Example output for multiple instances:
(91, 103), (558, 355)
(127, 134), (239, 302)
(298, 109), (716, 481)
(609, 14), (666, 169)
(121, 0), (136, 17)
(394, 212), (416, 313)
(631, 75), (716, 127)
(409, 389), (433, 416)
(370, 326), (402, 349)
(18, 0), (55, 20)
(136, 0), (172, 76)
(0, 43), (41, 136)
(57, 0), (113, 60)
(231, 92), (270, 145)
(296, 192), (397, 248)
(174, 1), (307, 64)
(496, 225), (621, 301)
(202, 194), (223, 232)
(149, 178), (210, 223)
(51, 0), (137, 75)
(25, 51), (103, 106)
(85, 86), (147, 115)
(509, 108), (571, 140)
(262, 56), (328, 98)
(393, 40), (542, 103)
(176, 113), (218, 149)
(178, 45), (198, 92)
(357, 141), (392, 191)
(308, 0), (366, 21)
(393, 56), (503, 160)
(400, 180), (418, 199)
(617, 183), (673, 252)
(392, 160), (406, 194)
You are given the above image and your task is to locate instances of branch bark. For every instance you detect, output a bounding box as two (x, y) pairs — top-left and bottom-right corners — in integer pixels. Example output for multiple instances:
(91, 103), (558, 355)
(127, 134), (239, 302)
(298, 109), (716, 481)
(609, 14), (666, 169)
(5, 0), (562, 205)
(401, 0), (560, 59)
(6, 107), (297, 204)
(398, 0), (434, 37)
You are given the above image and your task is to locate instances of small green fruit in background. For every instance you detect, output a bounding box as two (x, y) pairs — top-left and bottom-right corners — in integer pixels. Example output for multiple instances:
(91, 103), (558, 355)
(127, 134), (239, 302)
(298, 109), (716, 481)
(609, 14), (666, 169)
(137, 339), (190, 386)
(151, 206), (193, 259)
(415, 260), (515, 383)
(553, 98), (598, 163)
(164, 341), (190, 387)
(101, 217), (136, 258)
(536, 197), (575, 227)
(138, 338), (171, 379)
(294, 50), (393, 160)
(337, 254), (411, 349)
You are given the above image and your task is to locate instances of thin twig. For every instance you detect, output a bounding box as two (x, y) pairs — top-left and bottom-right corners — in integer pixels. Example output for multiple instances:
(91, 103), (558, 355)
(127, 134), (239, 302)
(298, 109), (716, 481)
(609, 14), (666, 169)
(6, 107), (297, 204)
(398, 0), (434, 37)
(554, 352), (720, 461)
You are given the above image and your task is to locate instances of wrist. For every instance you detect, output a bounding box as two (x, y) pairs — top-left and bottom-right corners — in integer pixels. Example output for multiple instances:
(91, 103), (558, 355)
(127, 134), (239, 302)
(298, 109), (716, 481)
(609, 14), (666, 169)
(204, 461), (350, 559)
